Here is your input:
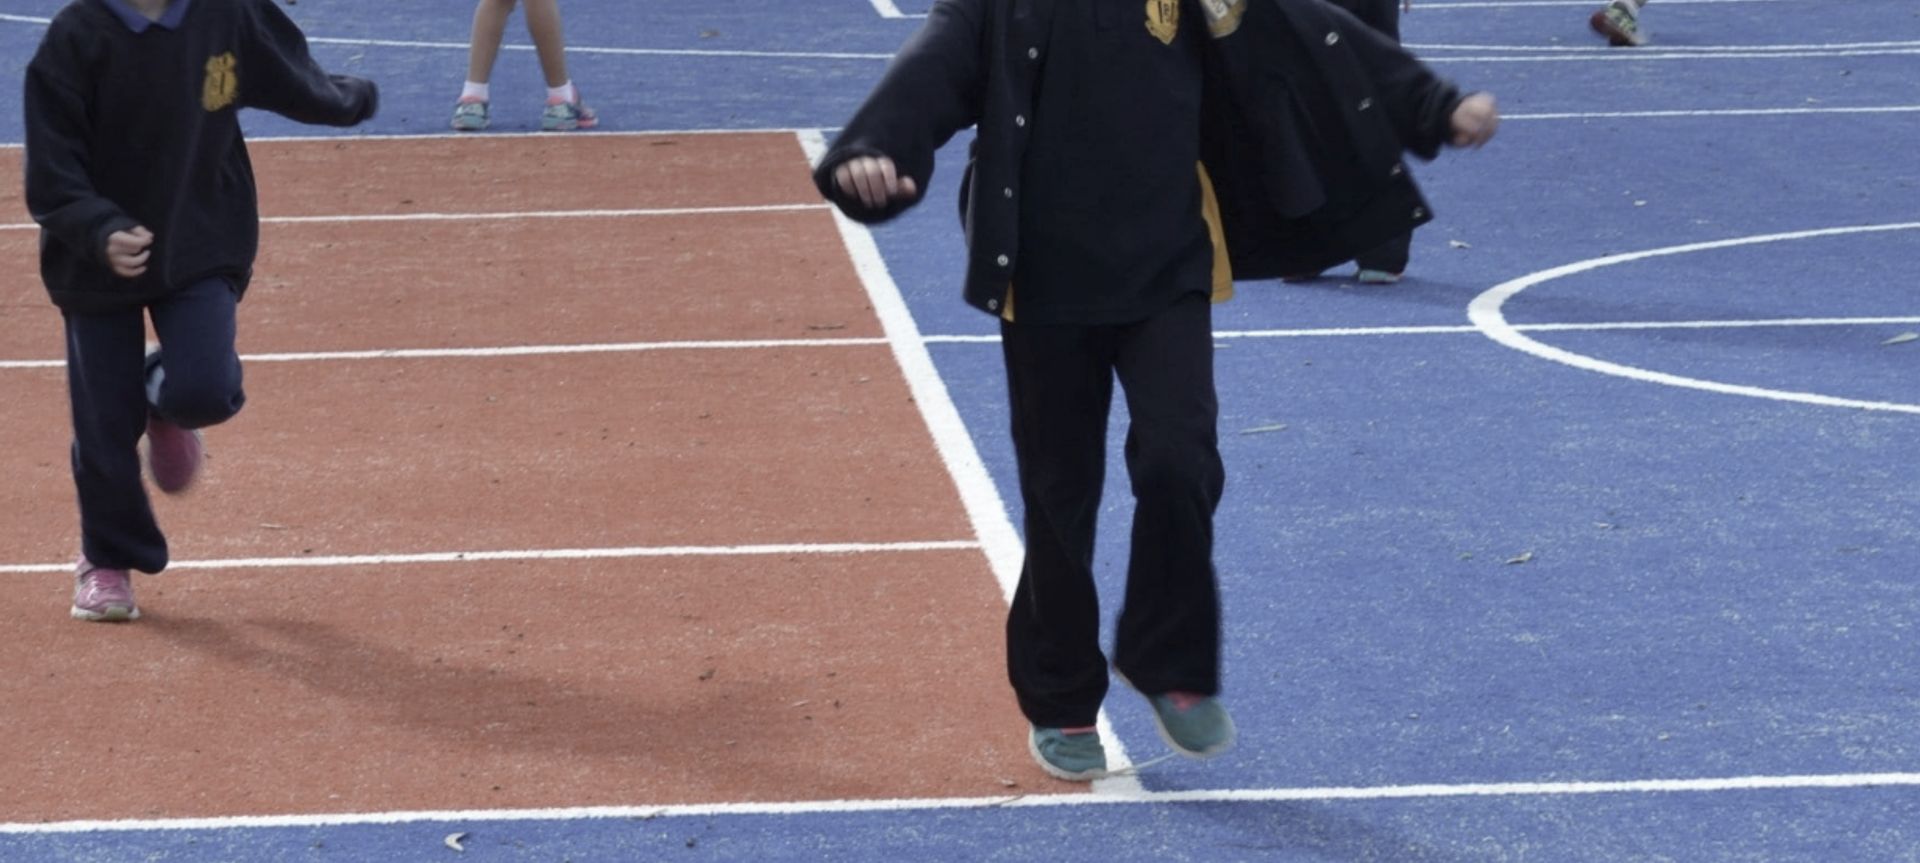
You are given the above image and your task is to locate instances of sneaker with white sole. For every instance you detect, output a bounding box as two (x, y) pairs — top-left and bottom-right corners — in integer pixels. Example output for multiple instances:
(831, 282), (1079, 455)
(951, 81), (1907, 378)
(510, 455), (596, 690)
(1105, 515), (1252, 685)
(145, 413), (203, 495)
(450, 97), (490, 131)
(541, 95), (598, 131)
(1590, 0), (1646, 47)
(72, 559), (138, 622)
(1028, 726), (1107, 781)
(1144, 691), (1236, 758)
(142, 347), (203, 494)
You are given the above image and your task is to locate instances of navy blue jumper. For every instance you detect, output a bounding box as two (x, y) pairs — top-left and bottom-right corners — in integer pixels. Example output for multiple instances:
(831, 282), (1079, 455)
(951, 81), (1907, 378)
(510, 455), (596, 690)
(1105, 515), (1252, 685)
(24, 0), (378, 573)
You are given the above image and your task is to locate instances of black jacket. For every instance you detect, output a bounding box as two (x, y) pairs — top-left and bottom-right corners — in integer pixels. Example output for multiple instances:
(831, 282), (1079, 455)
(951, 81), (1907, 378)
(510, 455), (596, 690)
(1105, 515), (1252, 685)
(813, 0), (1467, 317)
(24, 0), (378, 314)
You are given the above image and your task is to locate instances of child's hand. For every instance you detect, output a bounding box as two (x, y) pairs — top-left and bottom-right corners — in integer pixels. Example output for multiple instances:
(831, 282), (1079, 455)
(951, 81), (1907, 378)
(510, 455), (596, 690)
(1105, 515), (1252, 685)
(1449, 93), (1499, 149)
(833, 156), (919, 210)
(105, 226), (154, 278)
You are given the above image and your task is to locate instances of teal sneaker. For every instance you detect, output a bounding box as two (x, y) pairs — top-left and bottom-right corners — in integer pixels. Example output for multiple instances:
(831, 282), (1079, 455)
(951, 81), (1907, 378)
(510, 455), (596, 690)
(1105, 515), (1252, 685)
(450, 98), (490, 131)
(1356, 268), (1402, 285)
(1028, 726), (1107, 781)
(1145, 692), (1236, 758)
(541, 95), (599, 131)
(1589, 0), (1645, 47)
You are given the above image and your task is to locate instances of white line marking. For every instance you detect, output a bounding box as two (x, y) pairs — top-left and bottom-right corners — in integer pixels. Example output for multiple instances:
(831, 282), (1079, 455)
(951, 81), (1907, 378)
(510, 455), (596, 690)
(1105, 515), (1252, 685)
(1505, 105), (1920, 121)
(797, 129), (1145, 792)
(5, 770), (1920, 834)
(1468, 222), (1920, 413)
(10, 319), (1920, 370)
(878, 0), (1800, 18)
(0, 541), (981, 575)
(0, 339), (892, 371)
(8, 13), (1909, 63)
(0, 204), (827, 233)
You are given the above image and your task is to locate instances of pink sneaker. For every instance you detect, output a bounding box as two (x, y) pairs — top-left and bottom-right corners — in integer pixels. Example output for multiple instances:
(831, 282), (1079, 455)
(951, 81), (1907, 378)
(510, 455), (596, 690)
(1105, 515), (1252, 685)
(145, 413), (203, 494)
(71, 559), (139, 622)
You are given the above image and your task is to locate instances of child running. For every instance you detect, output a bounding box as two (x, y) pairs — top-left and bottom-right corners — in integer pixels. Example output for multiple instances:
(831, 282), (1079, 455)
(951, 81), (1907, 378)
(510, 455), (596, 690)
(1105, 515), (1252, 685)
(23, 0), (379, 621)
(451, 0), (597, 131)
(816, 0), (1496, 780)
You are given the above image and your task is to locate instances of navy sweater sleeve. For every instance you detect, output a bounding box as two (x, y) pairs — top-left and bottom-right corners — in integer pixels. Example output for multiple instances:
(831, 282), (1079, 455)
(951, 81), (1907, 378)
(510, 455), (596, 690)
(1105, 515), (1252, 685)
(238, 0), (378, 126)
(23, 26), (140, 273)
(812, 0), (985, 224)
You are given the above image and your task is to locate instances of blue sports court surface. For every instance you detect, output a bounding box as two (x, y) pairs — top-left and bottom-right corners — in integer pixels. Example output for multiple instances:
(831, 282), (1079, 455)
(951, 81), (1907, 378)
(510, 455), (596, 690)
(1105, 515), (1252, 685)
(3, 0), (1920, 860)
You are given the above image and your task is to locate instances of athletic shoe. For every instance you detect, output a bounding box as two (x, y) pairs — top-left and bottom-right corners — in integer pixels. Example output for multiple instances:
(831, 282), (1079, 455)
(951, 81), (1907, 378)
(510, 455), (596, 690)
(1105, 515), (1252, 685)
(1280, 272), (1324, 284)
(1144, 692), (1236, 758)
(142, 347), (203, 494)
(1590, 0), (1645, 47)
(1356, 269), (1403, 285)
(72, 559), (138, 622)
(541, 95), (598, 131)
(145, 413), (203, 495)
(1028, 726), (1107, 781)
(450, 97), (490, 131)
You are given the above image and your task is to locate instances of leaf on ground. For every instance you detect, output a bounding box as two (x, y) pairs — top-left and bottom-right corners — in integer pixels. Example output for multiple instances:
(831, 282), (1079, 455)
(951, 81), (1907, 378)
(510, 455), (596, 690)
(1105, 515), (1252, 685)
(1882, 332), (1919, 346)
(444, 832), (467, 852)
(1448, 240), (1472, 249)
(1505, 551), (1534, 565)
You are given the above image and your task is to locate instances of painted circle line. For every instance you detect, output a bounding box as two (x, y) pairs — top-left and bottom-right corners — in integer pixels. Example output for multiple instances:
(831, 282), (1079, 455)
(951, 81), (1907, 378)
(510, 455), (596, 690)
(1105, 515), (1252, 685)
(1467, 222), (1920, 414)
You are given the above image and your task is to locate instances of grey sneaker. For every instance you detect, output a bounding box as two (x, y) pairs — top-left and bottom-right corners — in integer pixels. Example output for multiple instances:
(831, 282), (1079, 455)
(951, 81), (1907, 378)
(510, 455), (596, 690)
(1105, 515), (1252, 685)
(72, 559), (139, 622)
(1590, 0), (1645, 47)
(541, 95), (598, 131)
(450, 98), (490, 131)
(1028, 726), (1107, 781)
(1144, 692), (1236, 758)
(1356, 268), (1403, 285)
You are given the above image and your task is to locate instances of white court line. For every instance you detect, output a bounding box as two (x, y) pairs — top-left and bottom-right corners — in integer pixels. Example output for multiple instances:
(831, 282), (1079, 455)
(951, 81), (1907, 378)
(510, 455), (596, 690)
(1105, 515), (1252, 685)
(8, 13), (1913, 63)
(0, 204), (827, 233)
(0, 541), (980, 576)
(10, 318), (1920, 370)
(1470, 222), (1920, 414)
(798, 129), (1146, 794)
(6, 769), (1920, 834)
(876, 0), (1799, 19)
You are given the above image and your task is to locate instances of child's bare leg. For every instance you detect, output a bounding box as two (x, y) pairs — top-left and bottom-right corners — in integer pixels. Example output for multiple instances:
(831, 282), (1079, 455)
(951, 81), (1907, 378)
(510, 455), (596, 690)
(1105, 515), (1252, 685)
(466, 0), (518, 85)
(520, 0), (572, 89)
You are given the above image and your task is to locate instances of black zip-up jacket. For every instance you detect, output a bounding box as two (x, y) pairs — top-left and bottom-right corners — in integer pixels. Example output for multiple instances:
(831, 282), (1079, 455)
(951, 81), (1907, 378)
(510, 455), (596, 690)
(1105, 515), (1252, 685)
(24, 0), (378, 314)
(813, 0), (1469, 317)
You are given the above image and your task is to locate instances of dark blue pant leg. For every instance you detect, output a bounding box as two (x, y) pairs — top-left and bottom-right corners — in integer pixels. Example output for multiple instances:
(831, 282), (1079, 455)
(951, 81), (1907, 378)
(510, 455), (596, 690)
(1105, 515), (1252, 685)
(148, 277), (245, 430)
(1112, 293), (1224, 696)
(1001, 317), (1119, 729)
(64, 306), (165, 573)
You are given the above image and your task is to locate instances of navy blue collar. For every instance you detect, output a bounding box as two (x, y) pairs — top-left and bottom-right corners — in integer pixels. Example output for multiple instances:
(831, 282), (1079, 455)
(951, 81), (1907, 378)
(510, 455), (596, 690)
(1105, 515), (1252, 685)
(99, 0), (192, 33)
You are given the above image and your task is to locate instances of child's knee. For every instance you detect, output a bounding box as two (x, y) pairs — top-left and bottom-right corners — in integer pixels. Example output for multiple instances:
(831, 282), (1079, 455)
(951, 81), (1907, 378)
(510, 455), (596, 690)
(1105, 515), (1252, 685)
(157, 378), (245, 429)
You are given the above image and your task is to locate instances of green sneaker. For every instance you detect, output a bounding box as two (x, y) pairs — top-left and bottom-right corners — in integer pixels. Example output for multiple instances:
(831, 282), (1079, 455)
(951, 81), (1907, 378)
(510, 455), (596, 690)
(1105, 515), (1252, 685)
(541, 95), (599, 131)
(1028, 726), (1107, 781)
(450, 98), (489, 131)
(1589, 0), (1645, 47)
(1145, 692), (1236, 758)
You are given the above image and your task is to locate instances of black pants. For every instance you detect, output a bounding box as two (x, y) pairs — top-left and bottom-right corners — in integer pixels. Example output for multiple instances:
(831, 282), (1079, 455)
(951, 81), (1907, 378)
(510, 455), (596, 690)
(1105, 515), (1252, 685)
(64, 277), (245, 574)
(1328, 0), (1412, 276)
(1000, 292), (1225, 728)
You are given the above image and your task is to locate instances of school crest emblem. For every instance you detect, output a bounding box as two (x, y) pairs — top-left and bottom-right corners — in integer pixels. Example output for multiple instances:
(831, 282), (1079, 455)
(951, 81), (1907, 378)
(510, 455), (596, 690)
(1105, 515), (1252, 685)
(202, 52), (238, 112)
(1145, 0), (1178, 45)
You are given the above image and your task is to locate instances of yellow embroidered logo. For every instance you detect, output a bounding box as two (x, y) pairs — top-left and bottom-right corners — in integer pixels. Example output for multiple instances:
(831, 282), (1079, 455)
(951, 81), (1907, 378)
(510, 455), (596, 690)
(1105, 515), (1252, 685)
(201, 53), (238, 112)
(1197, 0), (1246, 38)
(1145, 0), (1179, 45)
